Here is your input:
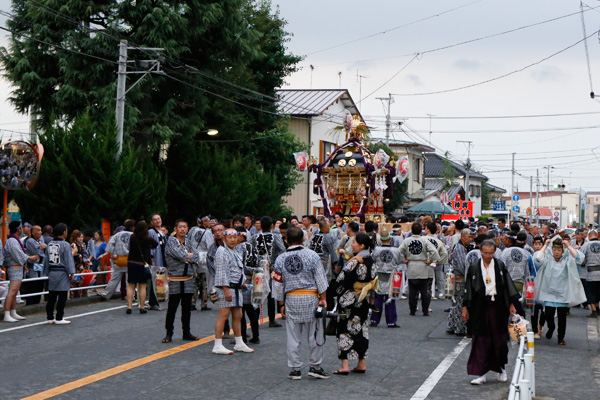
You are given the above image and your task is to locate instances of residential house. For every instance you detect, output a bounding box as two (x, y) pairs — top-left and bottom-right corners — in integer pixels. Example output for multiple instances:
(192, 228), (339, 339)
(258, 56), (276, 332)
(277, 89), (363, 216)
(371, 138), (435, 210)
(423, 152), (489, 216)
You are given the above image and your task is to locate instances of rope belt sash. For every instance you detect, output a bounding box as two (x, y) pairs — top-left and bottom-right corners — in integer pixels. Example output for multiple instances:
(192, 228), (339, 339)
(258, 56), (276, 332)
(8, 265), (23, 268)
(169, 276), (192, 281)
(287, 289), (318, 296)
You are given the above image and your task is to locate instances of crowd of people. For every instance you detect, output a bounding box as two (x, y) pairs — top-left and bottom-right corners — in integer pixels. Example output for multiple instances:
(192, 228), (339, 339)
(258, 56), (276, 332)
(0, 212), (595, 384)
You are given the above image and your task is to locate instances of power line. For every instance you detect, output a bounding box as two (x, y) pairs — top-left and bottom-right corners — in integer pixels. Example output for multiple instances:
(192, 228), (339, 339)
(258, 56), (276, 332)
(9, 2), (355, 128)
(355, 55), (418, 105)
(391, 28), (600, 96)
(360, 110), (600, 120)
(306, 0), (483, 56)
(310, 6), (599, 67)
(399, 124), (600, 134)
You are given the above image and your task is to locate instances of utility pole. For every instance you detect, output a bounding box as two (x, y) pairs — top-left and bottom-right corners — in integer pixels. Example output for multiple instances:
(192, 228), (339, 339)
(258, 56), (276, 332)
(559, 181), (564, 228)
(115, 40), (127, 160)
(376, 94), (393, 147)
(529, 175), (533, 221)
(511, 153), (516, 222)
(115, 41), (164, 160)
(357, 70), (367, 112)
(536, 169), (540, 223)
(457, 141), (473, 202)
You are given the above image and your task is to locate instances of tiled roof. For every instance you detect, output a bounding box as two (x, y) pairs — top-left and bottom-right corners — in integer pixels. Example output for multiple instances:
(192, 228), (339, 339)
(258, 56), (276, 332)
(424, 179), (463, 199)
(423, 152), (487, 180)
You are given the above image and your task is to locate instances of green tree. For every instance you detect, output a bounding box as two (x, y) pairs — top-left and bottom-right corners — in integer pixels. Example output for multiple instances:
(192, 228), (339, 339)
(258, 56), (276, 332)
(14, 114), (166, 228)
(1, 0), (303, 222)
(164, 136), (293, 222)
(439, 151), (457, 192)
(481, 180), (492, 210)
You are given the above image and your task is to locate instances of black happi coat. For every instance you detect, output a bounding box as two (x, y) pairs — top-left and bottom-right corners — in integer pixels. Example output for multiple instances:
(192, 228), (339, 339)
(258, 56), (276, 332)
(463, 257), (520, 336)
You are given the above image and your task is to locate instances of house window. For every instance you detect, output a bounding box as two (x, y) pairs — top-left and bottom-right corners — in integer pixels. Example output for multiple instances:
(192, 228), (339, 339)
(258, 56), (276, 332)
(413, 158), (421, 183)
(320, 141), (337, 164)
(469, 185), (481, 198)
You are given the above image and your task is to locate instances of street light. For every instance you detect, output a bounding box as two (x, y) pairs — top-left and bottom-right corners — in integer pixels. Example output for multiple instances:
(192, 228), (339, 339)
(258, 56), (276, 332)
(207, 129), (219, 136)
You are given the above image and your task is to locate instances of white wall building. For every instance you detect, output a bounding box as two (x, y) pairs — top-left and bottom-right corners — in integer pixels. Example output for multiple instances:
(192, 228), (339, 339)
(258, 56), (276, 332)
(503, 190), (583, 227)
(277, 89), (363, 217)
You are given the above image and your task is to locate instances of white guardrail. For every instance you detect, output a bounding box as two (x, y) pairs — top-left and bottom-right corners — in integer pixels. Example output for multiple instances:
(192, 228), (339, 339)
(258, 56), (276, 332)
(0, 270), (111, 301)
(508, 331), (536, 400)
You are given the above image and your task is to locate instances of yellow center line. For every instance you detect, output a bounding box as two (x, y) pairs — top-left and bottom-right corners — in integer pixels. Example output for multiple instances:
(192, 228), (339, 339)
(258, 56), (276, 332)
(22, 314), (282, 400)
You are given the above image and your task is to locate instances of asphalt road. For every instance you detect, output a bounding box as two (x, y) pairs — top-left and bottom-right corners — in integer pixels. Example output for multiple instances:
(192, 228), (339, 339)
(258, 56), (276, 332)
(1, 296), (598, 400)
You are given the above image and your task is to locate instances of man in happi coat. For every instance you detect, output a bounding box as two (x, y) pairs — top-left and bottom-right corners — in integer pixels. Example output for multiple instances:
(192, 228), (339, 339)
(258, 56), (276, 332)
(188, 216), (215, 310)
(399, 223), (440, 316)
(370, 230), (403, 327)
(250, 216), (285, 327)
(162, 219), (202, 343)
(272, 226), (329, 380)
(447, 228), (475, 336)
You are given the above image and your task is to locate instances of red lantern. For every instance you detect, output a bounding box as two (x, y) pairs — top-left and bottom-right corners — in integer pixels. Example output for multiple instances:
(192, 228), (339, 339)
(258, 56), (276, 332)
(391, 271), (403, 298)
(525, 277), (535, 306)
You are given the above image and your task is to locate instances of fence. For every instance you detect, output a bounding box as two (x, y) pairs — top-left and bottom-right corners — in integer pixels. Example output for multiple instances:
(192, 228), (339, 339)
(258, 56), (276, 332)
(507, 331), (536, 400)
(0, 270), (111, 301)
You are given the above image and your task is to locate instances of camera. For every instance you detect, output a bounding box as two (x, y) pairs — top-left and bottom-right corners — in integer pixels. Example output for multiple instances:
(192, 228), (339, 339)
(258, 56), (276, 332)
(314, 305), (337, 318)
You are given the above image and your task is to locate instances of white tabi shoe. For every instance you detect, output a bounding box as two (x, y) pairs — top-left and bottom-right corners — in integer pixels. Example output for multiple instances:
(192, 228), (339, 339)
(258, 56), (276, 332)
(3, 312), (17, 323)
(10, 310), (25, 320)
(54, 319), (71, 325)
(470, 375), (487, 385)
(233, 343), (254, 353)
(212, 344), (234, 355)
(47, 319), (55, 324)
(498, 369), (508, 382)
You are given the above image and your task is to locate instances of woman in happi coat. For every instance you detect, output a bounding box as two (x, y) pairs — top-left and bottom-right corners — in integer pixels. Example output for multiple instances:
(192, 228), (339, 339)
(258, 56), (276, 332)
(333, 233), (378, 375)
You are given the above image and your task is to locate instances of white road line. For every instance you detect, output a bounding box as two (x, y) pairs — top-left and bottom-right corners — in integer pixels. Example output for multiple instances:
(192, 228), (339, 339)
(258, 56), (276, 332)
(410, 338), (470, 400)
(0, 304), (130, 334)
(588, 316), (599, 342)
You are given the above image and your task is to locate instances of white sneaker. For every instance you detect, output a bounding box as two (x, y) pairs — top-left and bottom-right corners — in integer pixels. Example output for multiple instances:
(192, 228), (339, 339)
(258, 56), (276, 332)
(233, 343), (254, 353)
(10, 310), (25, 320)
(16, 298), (24, 304)
(47, 319), (55, 324)
(431, 296), (437, 300)
(3, 314), (18, 323)
(498, 369), (507, 382)
(54, 319), (71, 325)
(212, 344), (233, 355)
(470, 375), (486, 385)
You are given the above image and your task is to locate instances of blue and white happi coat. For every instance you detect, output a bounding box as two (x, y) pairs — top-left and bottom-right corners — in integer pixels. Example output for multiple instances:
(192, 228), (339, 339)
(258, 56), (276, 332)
(272, 246), (328, 323)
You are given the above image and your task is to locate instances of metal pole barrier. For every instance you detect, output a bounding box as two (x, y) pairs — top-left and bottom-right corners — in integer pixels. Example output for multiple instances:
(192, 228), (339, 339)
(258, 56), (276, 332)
(526, 332), (535, 397)
(519, 379), (530, 400)
(0, 270), (112, 301)
(524, 354), (533, 398)
(508, 336), (527, 400)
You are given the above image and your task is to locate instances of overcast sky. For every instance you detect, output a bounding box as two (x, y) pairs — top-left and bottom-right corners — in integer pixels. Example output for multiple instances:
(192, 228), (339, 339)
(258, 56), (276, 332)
(1, 1), (600, 194)
(273, 0), (600, 194)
